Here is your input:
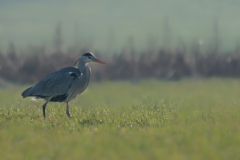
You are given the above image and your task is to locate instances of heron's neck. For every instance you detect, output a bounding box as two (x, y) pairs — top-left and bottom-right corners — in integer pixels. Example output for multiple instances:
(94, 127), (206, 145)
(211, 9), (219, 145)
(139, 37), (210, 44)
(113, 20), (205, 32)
(78, 60), (90, 75)
(78, 61), (90, 86)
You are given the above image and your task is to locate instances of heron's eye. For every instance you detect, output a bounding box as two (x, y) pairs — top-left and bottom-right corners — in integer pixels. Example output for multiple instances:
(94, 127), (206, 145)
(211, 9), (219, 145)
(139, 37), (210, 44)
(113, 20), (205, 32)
(88, 56), (92, 59)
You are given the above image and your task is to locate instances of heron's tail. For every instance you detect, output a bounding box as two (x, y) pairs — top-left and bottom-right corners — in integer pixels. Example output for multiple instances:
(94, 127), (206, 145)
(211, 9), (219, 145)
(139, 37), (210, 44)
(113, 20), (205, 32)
(22, 87), (32, 98)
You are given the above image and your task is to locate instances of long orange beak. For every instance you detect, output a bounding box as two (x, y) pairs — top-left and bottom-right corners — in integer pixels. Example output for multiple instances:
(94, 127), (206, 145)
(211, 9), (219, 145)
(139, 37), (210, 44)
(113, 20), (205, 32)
(94, 58), (106, 64)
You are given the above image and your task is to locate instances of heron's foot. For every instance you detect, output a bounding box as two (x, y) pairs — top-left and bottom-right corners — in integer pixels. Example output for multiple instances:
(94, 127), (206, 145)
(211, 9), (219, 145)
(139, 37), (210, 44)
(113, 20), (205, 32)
(66, 111), (71, 118)
(42, 101), (49, 119)
(66, 102), (71, 118)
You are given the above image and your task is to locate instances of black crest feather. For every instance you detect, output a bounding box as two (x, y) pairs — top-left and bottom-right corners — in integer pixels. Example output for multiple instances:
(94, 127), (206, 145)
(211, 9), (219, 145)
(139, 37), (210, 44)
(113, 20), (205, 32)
(83, 52), (93, 57)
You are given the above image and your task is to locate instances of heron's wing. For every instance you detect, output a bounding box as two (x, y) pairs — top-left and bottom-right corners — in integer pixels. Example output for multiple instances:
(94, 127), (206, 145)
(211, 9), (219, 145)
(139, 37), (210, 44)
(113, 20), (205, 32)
(22, 67), (81, 97)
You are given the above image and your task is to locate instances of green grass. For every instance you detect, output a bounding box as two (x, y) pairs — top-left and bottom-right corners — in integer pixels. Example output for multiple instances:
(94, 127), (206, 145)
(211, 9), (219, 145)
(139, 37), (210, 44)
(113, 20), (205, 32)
(1, 78), (240, 159)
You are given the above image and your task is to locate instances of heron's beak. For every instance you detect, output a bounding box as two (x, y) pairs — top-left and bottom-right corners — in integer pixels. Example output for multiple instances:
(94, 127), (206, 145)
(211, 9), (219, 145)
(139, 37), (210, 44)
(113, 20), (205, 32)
(94, 58), (106, 64)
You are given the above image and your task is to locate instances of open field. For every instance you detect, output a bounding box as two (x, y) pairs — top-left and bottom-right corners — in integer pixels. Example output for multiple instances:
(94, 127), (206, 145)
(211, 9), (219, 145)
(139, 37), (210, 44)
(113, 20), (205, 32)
(1, 78), (240, 159)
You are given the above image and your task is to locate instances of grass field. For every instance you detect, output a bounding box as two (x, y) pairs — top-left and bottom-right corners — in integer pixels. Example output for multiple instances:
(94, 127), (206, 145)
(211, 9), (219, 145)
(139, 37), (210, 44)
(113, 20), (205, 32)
(1, 78), (240, 159)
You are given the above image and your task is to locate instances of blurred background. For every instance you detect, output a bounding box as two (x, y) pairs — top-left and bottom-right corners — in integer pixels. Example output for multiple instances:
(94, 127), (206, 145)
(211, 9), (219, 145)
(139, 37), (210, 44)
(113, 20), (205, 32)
(0, 0), (240, 83)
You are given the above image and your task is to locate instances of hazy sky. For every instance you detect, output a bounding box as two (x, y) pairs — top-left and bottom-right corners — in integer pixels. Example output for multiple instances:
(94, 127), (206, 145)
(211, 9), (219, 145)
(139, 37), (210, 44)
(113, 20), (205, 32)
(0, 0), (240, 53)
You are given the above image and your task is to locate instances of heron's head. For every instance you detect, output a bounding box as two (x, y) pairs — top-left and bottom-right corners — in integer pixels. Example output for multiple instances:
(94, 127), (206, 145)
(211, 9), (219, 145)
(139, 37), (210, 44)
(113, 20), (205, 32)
(76, 52), (106, 65)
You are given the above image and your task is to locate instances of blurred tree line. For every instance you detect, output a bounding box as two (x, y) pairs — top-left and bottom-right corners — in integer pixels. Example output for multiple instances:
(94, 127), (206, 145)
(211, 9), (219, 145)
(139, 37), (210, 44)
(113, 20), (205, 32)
(1, 43), (240, 84)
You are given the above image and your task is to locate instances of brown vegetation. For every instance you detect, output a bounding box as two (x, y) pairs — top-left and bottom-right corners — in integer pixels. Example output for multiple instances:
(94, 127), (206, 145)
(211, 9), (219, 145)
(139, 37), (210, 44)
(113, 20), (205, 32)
(0, 44), (240, 84)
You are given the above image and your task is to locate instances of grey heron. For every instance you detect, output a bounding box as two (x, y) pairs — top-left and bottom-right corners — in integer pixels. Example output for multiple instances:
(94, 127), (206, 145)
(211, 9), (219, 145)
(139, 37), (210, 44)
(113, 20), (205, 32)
(22, 52), (105, 118)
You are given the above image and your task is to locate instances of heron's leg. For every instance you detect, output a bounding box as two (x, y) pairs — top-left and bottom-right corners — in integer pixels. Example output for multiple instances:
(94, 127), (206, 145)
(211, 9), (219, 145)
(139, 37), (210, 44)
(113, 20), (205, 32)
(42, 101), (49, 118)
(66, 102), (71, 118)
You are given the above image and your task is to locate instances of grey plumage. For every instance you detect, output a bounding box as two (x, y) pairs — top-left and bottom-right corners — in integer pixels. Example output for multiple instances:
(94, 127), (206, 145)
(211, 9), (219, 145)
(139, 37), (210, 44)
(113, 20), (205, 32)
(22, 52), (105, 118)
